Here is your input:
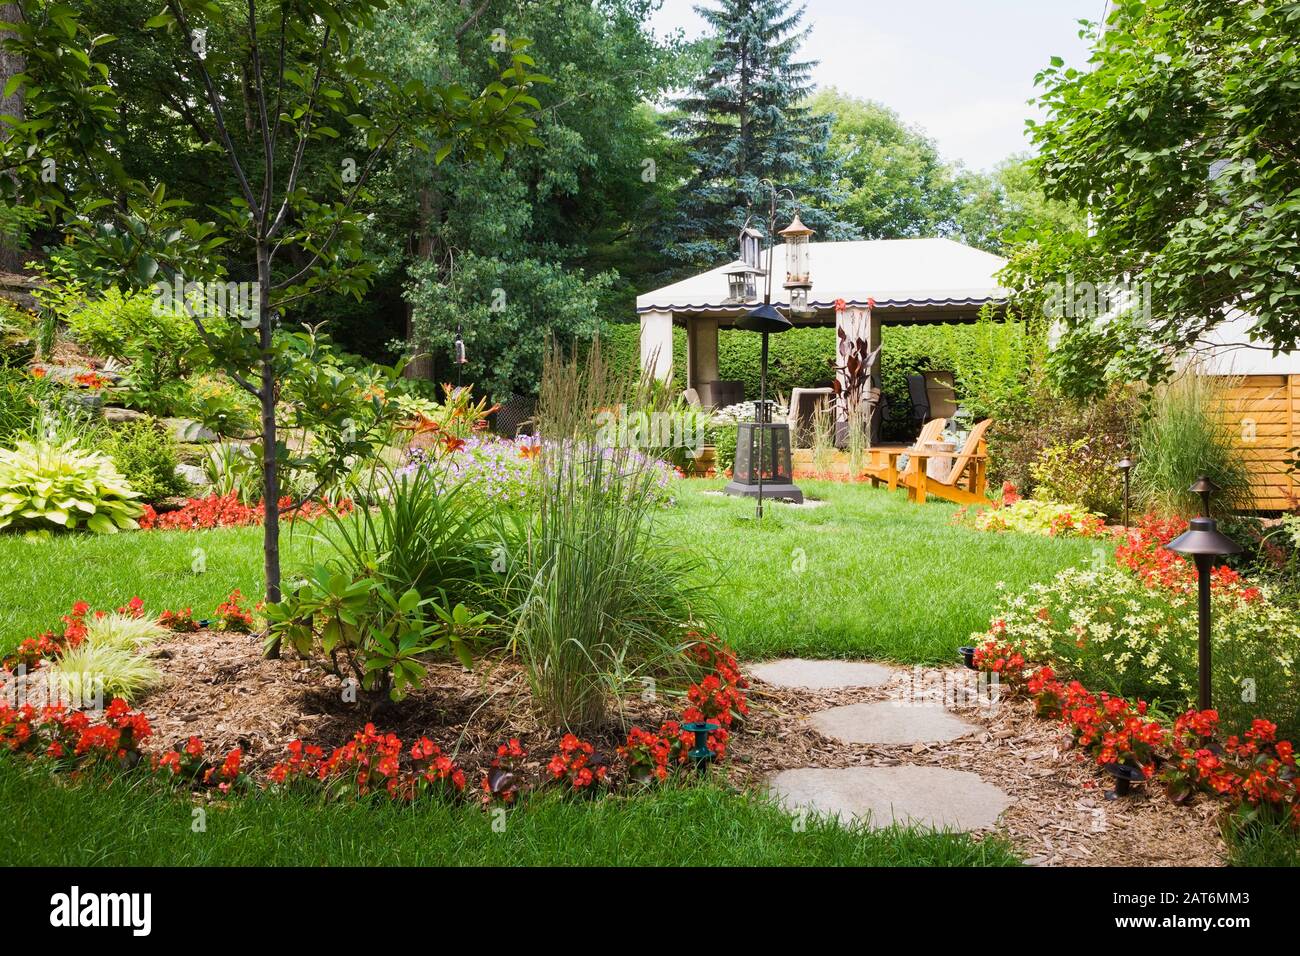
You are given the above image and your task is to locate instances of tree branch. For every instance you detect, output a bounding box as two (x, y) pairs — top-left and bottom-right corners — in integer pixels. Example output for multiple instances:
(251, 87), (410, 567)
(167, 0), (260, 215)
(267, 24), (332, 242)
(246, 0), (274, 234)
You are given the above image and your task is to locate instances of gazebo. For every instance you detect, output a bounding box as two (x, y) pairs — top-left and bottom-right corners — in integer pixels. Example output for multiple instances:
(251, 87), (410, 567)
(636, 237), (1009, 405)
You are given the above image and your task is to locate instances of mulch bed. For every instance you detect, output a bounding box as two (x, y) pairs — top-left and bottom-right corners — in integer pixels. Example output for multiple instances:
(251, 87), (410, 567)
(733, 666), (1227, 867)
(138, 631), (1227, 865)
(140, 629), (675, 783)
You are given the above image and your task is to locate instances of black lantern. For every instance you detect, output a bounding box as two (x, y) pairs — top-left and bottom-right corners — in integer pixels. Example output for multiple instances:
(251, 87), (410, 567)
(1116, 456), (1134, 529)
(723, 184), (805, 515)
(1165, 477), (1242, 710)
(725, 302), (802, 507)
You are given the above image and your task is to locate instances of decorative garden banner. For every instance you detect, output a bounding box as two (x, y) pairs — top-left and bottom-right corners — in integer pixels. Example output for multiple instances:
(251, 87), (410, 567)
(832, 300), (878, 439)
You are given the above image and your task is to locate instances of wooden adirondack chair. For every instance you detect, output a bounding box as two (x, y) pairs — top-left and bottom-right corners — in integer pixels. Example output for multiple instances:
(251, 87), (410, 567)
(900, 418), (992, 505)
(863, 417), (946, 491)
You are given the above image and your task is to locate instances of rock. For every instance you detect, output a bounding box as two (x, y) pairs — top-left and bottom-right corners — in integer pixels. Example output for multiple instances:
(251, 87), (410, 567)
(174, 463), (208, 488)
(163, 417), (219, 443)
(768, 766), (1012, 831)
(103, 406), (147, 425)
(749, 658), (895, 690)
(808, 700), (978, 746)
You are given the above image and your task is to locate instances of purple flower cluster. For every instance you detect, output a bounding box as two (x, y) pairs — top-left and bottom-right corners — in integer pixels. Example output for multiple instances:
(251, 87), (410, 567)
(402, 436), (679, 507)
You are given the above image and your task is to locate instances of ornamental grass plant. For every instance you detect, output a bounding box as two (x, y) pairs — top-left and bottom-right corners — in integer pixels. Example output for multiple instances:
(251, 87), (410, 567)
(1133, 372), (1253, 517)
(508, 343), (714, 730)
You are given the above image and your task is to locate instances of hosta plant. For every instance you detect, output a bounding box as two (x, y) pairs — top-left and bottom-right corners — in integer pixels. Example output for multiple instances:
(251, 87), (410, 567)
(0, 438), (142, 534)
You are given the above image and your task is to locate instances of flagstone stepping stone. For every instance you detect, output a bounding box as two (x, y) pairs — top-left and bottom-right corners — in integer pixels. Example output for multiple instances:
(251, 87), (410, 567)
(749, 658), (894, 690)
(808, 700), (977, 745)
(768, 766), (1011, 831)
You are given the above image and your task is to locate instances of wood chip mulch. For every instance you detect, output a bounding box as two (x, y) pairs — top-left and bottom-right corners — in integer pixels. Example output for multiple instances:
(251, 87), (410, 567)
(140, 628), (676, 783)
(137, 633), (1227, 865)
(728, 665), (1227, 867)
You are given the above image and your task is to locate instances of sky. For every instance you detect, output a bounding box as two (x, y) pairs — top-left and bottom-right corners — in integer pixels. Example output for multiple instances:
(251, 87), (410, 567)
(647, 0), (1103, 172)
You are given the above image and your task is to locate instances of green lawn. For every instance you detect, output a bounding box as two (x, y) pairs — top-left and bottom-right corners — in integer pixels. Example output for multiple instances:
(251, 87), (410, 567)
(0, 762), (1020, 867)
(0, 479), (1103, 867)
(657, 479), (1100, 663)
(1, 480), (1098, 663)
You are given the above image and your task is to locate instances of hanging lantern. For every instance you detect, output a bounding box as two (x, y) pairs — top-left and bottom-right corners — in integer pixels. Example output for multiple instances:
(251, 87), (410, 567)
(779, 213), (814, 287)
(725, 264), (762, 303)
(788, 286), (810, 314)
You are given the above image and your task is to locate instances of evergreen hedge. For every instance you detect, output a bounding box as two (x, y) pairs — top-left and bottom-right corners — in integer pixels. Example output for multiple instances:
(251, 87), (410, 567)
(600, 320), (1017, 440)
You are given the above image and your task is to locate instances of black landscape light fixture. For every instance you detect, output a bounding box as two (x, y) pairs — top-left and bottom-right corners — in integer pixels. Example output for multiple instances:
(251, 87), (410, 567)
(723, 181), (804, 516)
(1116, 456), (1135, 529)
(1165, 476), (1242, 710)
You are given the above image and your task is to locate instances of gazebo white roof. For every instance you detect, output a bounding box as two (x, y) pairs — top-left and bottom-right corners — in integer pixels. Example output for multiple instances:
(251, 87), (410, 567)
(636, 237), (1008, 314)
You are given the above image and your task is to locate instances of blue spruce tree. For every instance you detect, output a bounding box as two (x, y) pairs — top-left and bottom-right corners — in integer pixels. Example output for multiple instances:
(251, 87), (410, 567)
(665, 0), (860, 266)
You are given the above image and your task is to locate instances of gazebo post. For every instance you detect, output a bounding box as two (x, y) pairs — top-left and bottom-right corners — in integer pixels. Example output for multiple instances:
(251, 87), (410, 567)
(686, 316), (720, 390)
(639, 309), (674, 381)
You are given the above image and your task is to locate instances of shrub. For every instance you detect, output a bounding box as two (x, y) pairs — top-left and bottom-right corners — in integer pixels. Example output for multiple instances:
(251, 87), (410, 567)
(97, 418), (187, 503)
(265, 567), (489, 701)
(986, 381), (1141, 513)
(176, 374), (260, 437)
(0, 438), (143, 534)
(0, 366), (51, 443)
(63, 289), (205, 412)
(1134, 373), (1253, 517)
(711, 422), (737, 473)
(980, 565), (1300, 739)
(968, 498), (1106, 537)
(266, 463), (499, 691)
(1031, 437), (1125, 516)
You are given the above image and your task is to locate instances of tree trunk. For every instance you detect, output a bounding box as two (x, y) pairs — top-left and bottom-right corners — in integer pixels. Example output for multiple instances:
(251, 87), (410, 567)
(257, 244), (282, 656)
(0, 3), (28, 273)
(403, 184), (438, 379)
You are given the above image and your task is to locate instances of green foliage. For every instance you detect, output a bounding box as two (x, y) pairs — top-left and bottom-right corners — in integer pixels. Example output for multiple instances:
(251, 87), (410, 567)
(45, 642), (161, 704)
(1029, 0), (1300, 378)
(63, 288), (206, 413)
(971, 498), (1104, 537)
(986, 382), (1141, 512)
(711, 422), (738, 473)
(507, 349), (713, 728)
(407, 252), (614, 401)
(0, 366), (54, 443)
(809, 88), (962, 239)
(0, 299), (37, 367)
(1030, 438), (1125, 518)
(600, 318), (1038, 443)
(1133, 374), (1254, 518)
(265, 565), (484, 702)
(82, 611), (167, 652)
(268, 461), (500, 699)
(988, 565), (1300, 739)
(953, 154), (1085, 254)
(663, 0), (859, 266)
(96, 418), (186, 503)
(0, 437), (143, 534)
(176, 374), (260, 437)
